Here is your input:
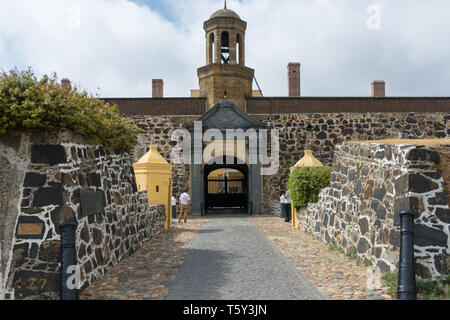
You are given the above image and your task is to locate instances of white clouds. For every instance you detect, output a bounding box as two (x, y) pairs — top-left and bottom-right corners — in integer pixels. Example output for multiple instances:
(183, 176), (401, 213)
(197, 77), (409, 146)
(0, 0), (449, 97)
(0, 0), (195, 97)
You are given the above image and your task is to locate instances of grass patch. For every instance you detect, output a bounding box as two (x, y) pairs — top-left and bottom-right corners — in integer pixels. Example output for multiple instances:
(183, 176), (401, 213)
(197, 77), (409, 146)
(346, 252), (357, 260)
(355, 257), (372, 267)
(416, 273), (450, 300)
(328, 244), (345, 255)
(327, 244), (372, 266)
(381, 272), (398, 297)
(381, 271), (450, 300)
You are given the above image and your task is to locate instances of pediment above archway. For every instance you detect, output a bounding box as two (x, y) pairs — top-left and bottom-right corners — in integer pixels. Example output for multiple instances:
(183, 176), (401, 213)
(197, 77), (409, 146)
(188, 99), (266, 131)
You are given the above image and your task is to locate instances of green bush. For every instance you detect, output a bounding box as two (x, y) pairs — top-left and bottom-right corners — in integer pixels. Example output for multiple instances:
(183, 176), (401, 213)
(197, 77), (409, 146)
(287, 166), (332, 208)
(0, 68), (139, 152)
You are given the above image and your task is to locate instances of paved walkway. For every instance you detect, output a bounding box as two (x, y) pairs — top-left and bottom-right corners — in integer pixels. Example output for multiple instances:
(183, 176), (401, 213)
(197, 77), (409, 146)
(81, 214), (394, 300)
(166, 214), (321, 300)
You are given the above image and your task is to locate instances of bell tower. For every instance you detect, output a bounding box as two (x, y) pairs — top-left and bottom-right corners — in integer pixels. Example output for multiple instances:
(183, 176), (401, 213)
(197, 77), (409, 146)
(197, 4), (255, 110)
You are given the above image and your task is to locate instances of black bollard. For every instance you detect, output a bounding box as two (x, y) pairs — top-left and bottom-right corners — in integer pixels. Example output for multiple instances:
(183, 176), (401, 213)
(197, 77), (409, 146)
(172, 205), (177, 219)
(60, 221), (78, 300)
(397, 210), (417, 300)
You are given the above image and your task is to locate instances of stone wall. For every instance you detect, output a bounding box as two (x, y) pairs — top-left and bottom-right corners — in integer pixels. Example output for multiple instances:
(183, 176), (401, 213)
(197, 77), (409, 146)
(131, 115), (198, 198)
(126, 110), (450, 216)
(436, 145), (450, 201)
(254, 112), (450, 215)
(297, 142), (450, 278)
(0, 132), (29, 300)
(0, 130), (165, 299)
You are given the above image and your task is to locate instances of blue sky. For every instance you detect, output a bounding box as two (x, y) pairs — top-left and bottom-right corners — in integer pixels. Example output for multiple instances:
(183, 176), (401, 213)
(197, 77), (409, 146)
(131, 0), (176, 21)
(130, 0), (237, 23)
(1, 0), (450, 98)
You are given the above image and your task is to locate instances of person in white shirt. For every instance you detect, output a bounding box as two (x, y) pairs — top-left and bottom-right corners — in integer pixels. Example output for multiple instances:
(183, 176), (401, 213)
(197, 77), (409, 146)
(284, 190), (292, 222)
(178, 190), (191, 223)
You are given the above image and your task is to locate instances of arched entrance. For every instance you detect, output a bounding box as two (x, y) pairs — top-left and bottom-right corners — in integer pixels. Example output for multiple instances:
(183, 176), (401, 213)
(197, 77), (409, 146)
(204, 156), (248, 214)
(189, 100), (266, 216)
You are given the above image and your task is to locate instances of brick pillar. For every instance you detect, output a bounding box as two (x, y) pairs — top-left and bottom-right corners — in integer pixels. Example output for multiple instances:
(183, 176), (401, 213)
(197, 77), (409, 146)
(61, 78), (71, 90)
(371, 81), (385, 97)
(288, 63), (301, 97)
(152, 79), (164, 98)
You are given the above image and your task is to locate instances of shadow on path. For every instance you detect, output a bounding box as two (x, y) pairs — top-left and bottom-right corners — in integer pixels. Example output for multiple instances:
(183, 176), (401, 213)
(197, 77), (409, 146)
(166, 215), (322, 300)
(165, 248), (239, 300)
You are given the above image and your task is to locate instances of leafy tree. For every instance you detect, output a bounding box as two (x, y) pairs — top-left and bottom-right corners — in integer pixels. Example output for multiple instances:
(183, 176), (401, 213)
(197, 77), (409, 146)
(287, 166), (332, 208)
(0, 68), (139, 152)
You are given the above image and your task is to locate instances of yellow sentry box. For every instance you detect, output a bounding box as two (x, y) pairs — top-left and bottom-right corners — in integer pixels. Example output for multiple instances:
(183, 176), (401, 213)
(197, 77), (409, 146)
(133, 146), (173, 230)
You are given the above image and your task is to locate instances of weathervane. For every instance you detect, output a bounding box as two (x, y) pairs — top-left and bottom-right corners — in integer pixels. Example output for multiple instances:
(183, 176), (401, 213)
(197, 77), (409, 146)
(224, 0), (227, 9)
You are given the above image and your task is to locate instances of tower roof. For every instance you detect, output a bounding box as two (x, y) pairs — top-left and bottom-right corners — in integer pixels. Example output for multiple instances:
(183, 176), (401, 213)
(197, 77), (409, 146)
(210, 8), (241, 20)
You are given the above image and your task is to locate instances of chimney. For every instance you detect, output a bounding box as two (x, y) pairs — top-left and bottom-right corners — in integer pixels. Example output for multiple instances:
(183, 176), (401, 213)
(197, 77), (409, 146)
(371, 81), (385, 97)
(288, 63), (301, 97)
(61, 78), (71, 90)
(152, 79), (164, 98)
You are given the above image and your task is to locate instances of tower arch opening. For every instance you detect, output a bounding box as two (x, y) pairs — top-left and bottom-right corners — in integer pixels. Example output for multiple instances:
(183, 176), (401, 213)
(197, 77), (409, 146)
(208, 32), (215, 64)
(237, 33), (242, 65)
(221, 31), (230, 64)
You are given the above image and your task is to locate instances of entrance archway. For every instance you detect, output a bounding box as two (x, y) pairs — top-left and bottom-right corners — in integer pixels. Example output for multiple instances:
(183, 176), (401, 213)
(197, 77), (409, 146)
(189, 100), (266, 216)
(204, 156), (248, 214)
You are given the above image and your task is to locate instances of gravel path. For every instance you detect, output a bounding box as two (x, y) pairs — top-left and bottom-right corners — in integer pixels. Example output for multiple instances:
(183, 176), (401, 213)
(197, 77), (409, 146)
(165, 215), (322, 300)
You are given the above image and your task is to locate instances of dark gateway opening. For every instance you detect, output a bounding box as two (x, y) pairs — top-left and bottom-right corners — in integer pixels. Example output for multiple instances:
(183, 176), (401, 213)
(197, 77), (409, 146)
(204, 156), (248, 214)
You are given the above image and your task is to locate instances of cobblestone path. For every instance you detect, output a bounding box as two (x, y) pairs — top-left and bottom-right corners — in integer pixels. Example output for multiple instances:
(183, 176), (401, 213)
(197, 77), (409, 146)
(80, 214), (394, 300)
(165, 215), (322, 300)
(80, 217), (205, 300)
(252, 215), (395, 300)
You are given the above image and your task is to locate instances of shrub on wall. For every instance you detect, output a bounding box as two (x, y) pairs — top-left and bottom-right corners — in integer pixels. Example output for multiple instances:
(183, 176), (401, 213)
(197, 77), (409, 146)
(287, 166), (332, 208)
(0, 68), (139, 151)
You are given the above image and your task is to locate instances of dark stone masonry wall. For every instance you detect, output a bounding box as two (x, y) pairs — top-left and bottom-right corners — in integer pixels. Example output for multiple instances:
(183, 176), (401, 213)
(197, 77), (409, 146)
(0, 130), (165, 300)
(436, 145), (450, 202)
(297, 142), (450, 278)
(254, 112), (450, 215)
(130, 115), (198, 197)
(130, 112), (450, 216)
